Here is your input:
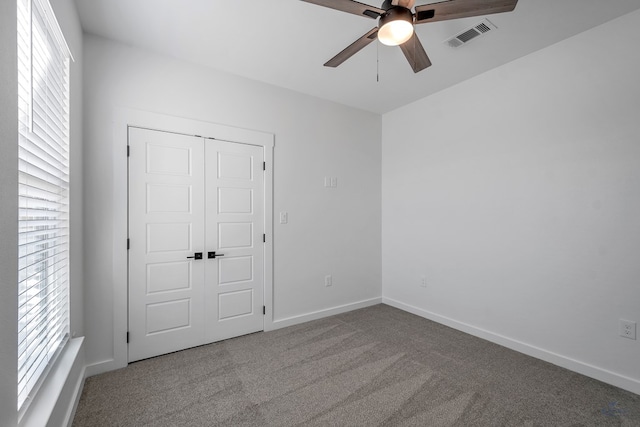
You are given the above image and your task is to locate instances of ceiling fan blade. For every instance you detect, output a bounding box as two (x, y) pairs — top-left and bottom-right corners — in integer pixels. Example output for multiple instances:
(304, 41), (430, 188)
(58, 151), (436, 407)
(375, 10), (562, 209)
(324, 27), (379, 68)
(399, 33), (432, 73)
(415, 0), (518, 24)
(301, 0), (384, 19)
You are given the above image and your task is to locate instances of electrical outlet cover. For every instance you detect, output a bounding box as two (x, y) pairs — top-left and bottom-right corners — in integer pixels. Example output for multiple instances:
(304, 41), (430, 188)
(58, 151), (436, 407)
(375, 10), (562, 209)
(620, 319), (637, 340)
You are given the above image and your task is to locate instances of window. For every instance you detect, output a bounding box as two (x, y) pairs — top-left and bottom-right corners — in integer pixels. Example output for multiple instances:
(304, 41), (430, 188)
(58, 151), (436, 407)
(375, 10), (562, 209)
(17, 0), (72, 411)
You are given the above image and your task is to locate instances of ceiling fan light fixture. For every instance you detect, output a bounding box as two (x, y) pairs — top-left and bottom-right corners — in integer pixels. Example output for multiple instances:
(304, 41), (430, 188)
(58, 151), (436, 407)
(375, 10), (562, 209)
(378, 7), (414, 46)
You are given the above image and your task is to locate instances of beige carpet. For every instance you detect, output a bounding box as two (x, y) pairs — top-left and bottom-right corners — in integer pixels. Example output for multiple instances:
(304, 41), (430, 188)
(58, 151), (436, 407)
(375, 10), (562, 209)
(73, 304), (639, 426)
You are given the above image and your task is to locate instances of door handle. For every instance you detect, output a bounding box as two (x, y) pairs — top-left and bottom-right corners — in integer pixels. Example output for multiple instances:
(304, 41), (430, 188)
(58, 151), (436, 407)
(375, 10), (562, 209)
(208, 251), (225, 259)
(187, 252), (203, 260)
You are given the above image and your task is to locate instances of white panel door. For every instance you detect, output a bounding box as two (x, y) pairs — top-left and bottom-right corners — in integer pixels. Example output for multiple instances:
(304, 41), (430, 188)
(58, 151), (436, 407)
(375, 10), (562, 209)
(128, 127), (206, 362)
(205, 141), (264, 342)
(128, 128), (264, 362)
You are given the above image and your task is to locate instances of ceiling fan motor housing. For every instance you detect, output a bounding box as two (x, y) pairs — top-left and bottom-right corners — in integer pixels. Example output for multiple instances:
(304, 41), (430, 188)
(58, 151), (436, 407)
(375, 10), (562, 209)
(381, 0), (393, 10)
(380, 5), (413, 21)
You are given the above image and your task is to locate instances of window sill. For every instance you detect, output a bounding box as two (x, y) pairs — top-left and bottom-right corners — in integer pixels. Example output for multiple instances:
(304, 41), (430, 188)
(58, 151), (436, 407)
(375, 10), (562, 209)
(19, 337), (85, 427)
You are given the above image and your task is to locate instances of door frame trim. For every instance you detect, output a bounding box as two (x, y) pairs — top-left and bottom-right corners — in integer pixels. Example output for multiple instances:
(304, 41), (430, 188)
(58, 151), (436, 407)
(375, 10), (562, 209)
(103, 108), (274, 374)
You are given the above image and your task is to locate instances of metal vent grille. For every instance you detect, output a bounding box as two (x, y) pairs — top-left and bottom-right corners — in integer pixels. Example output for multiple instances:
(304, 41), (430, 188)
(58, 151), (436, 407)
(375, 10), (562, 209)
(457, 28), (481, 43)
(476, 23), (491, 33)
(444, 19), (497, 48)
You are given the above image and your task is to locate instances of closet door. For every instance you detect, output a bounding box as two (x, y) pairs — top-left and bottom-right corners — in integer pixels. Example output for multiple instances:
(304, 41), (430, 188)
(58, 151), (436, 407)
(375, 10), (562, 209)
(128, 128), (265, 362)
(128, 127), (206, 362)
(205, 141), (264, 342)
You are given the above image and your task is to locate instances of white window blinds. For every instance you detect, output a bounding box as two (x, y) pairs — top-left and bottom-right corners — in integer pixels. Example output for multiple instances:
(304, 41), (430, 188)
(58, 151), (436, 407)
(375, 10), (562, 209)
(17, 0), (72, 410)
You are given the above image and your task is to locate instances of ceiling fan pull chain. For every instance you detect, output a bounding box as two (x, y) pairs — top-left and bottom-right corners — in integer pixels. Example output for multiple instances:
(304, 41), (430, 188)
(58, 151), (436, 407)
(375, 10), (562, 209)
(376, 40), (379, 83)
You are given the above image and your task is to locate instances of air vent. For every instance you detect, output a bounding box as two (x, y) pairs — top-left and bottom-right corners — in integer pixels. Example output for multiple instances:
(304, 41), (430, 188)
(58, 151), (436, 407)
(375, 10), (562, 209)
(444, 19), (497, 48)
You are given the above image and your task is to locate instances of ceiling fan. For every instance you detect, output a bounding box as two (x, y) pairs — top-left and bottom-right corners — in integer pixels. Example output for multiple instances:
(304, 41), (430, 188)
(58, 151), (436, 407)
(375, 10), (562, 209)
(301, 0), (519, 73)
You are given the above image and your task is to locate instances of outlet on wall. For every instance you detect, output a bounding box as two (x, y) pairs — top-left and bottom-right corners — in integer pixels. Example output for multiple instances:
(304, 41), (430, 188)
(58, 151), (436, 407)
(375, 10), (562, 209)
(325, 275), (332, 287)
(420, 276), (427, 288)
(620, 319), (636, 340)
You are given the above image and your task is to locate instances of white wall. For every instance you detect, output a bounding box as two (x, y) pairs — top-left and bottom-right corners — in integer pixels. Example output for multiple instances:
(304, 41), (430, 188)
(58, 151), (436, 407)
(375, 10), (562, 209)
(1, 0), (84, 425)
(82, 34), (382, 372)
(382, 9), (640, 393)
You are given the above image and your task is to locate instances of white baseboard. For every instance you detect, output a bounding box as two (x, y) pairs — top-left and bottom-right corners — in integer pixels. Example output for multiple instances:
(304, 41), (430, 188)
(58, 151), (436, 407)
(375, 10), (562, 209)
(269, 297), (382, 330)
(84, 358), (125, 378)
(382, 297), (640, 395)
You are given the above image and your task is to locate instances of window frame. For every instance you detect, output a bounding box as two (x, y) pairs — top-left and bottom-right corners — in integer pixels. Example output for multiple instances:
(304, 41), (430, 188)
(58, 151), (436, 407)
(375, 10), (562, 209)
(16, 0), (73, 413)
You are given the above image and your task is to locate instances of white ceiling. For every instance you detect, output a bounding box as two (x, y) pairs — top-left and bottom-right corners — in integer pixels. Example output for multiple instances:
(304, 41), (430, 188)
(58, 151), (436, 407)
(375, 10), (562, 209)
(74, 0), (640, 114)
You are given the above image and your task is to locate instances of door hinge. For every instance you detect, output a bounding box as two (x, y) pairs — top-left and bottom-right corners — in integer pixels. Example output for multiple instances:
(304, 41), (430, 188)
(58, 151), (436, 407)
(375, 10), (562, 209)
(263, 161), (266, 171)
(126, 332), (130, 343)
(263, 234), (266, 243)
(263, 306), (266, 315)
(127, 145), (130, 157)
(127, 238), (130, 250)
